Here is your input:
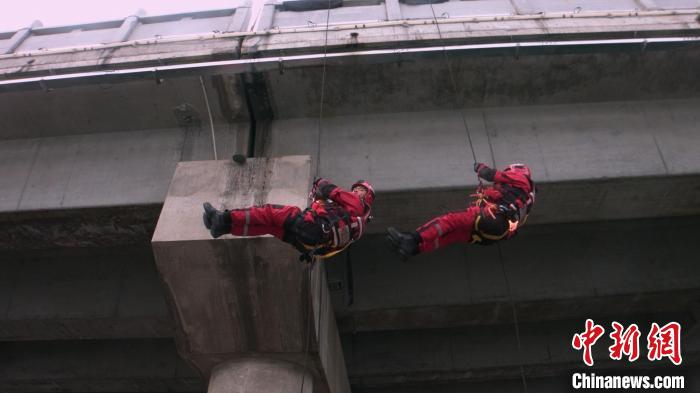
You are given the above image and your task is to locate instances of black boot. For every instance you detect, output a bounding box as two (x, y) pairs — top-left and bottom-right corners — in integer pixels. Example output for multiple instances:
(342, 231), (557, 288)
(386, 227), (419, 261)
(202, 202), (232, 238)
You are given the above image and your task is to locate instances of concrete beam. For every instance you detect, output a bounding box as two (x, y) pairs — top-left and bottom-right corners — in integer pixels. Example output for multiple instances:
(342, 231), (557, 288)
(344, 318), (700, 388)
(0, 338), (204, 393)
(151, 157), (351, 393)
(258, 50), (700, 118)
(2, 215), (699, 341)
(0, 77), (249, 139)
(244, 12), (700, 54)
(263, 98), (700, 228)
(336, 288), (700, 333)
(0, 332), (695, 393)
(3, 98), (700, 249)
(263, 100), (700, 187)
(7, 174), (700, 250)
(328, 214), (700, 331)
(0, 125), (245, 212)
(0, 205), (161, 250)
(0, 246), (171, 340)
(0, 38), (241, 78)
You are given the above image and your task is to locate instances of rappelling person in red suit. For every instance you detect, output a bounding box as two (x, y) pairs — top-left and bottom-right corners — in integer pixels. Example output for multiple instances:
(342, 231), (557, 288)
(202, 178), (374, 262)
(386, 163), (535, 260)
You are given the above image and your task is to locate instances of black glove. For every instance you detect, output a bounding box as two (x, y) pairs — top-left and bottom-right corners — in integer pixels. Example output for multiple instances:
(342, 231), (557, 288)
(313, 178), (336, 199)
(313, 177), (328, 187)
(474, 163), (496, 182)
(311, 178), (327, 199)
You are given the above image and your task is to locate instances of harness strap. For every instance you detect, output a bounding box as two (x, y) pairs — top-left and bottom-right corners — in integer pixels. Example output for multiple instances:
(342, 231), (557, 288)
(474, 214), (510, 241)
(296, 205), (365, 257)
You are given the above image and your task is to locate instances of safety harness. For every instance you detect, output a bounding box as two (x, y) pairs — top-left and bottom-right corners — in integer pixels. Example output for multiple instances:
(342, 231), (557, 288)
(297, 199), (370, 261)
(471, 182), (536, 243)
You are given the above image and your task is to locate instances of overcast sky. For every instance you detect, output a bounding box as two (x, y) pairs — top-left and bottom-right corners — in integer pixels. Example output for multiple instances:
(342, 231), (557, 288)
(1, 0), (251, 31)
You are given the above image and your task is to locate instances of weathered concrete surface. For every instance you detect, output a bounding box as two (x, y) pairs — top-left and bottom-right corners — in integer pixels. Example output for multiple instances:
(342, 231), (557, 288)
(151, 157), (350, 393)
(0, 204), (161, 250)
(209, 358), (313, 393)
(0, 246), (171, 340)
(0, 39), (243, 77)
(0, 76), (248, 140)
(240, 46), (700, 118)
(0, 126), (245, 212)
(247, 12), (700, 54)
(0, 338), (204, 393)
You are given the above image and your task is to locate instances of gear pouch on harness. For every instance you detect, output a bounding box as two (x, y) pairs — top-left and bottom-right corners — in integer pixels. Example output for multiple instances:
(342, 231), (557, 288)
(312, 203), (366, 258)
(496, 184), (536, 224)
(320, 214), (354, 249)
(472, 210), (510, 245)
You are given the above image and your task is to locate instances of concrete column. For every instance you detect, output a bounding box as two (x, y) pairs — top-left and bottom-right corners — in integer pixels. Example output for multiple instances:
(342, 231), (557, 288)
(151, 156), (350, 393)
(209, 358), (313, 393)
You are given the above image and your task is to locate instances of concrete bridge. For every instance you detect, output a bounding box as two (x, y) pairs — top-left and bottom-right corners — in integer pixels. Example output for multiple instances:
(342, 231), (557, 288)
(1, 0), (700, 391)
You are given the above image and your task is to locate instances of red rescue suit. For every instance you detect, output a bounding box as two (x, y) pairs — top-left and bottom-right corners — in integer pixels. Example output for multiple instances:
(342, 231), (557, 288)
(228, 185), (371, 258)
(416, 165), (535, 254)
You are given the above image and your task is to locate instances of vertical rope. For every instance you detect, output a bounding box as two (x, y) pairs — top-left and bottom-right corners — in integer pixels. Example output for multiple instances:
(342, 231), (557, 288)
(300, 2), (333, 392)
(428, 5), (527, 392)
(199, 76), (218, 160)
(314, 0), (332, 180)
(496, 243), (529, 392)
(428, 4), (478, 170)
(299, 263), (314, 393)
(485, 109), (529, 393)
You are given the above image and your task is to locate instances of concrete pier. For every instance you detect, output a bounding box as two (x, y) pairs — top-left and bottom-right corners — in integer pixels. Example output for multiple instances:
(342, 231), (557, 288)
(209, 358), (313, 393)
(152, 156), (350, 393)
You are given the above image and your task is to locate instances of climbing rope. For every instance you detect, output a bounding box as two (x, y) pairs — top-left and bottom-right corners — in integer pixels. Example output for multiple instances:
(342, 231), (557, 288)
(198, 76), (218, 161)
(299, 2), (333, 392)
(428, 4), (528, 392)
(484, 113), (528, 392)
(314, 0), (333, 181)
(299, 258), (324, 393)
(497, 242), (529, 392)
(427, 4), (478, 168)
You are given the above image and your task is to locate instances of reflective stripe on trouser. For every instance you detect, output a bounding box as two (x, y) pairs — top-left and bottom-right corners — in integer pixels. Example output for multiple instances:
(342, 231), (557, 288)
(415, 207), (479, 254)
(229, 204), (301, 240)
